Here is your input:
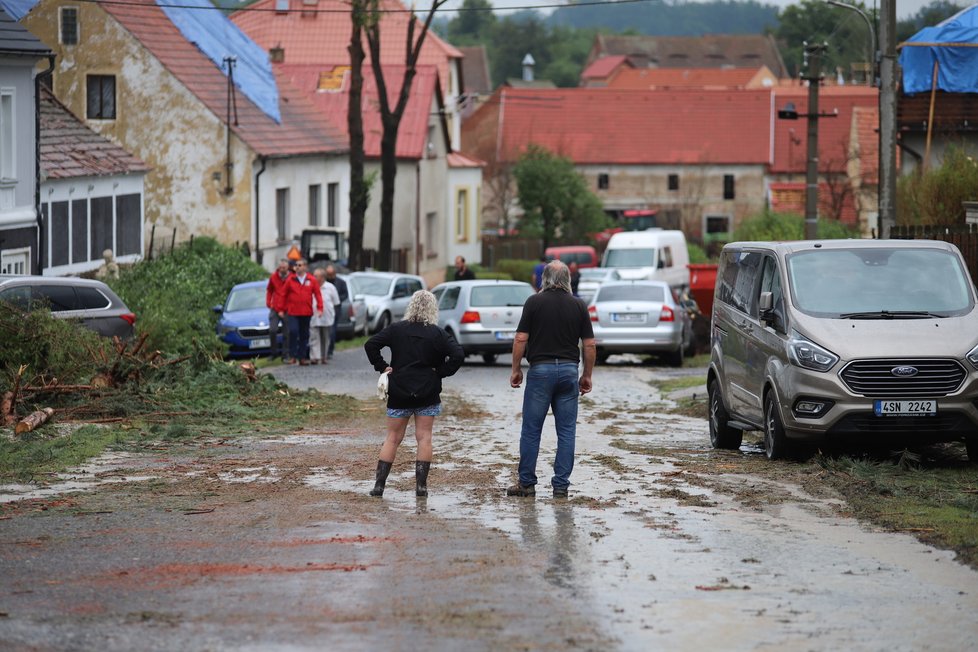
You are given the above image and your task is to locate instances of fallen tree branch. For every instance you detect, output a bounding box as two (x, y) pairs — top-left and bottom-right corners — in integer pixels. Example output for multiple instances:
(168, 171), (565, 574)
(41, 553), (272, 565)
(15, 407), (54, 435)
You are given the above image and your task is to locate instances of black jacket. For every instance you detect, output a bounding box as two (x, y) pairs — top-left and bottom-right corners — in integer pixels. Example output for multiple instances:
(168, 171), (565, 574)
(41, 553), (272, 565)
(364, 320), (465, 409)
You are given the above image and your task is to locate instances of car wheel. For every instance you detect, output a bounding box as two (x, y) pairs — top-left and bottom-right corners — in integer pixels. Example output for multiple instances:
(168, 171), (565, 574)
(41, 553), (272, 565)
(965, 436), (978, 464)
(374, 312), (391, 334)
(665, 342), (684, 367)
(482, 353), (497, 365)
(763, 392), (792, 460)
(709, 378), (743, 450)
(596, 350), (610, 365)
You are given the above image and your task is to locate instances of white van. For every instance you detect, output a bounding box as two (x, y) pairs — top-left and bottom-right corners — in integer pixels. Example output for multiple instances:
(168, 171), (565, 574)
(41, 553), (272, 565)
(601, 229), (690, 289)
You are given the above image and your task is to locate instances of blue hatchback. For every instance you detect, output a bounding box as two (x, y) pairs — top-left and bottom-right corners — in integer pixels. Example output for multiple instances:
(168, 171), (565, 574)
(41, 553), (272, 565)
(214, 280), (284, 358)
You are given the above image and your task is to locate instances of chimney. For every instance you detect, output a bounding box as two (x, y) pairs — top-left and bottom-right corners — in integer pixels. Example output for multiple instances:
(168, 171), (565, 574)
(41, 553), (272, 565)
(270, 44), (284, 64)
(522, 53), (535, 82)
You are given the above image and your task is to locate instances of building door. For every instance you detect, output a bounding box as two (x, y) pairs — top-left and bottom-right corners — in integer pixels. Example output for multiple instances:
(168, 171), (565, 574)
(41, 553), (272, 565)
(1, 247), (30, 275)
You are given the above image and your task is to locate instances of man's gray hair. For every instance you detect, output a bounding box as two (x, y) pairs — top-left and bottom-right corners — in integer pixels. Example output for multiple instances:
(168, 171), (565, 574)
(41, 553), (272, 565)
(541, 260), (572, 293)
(404, 290), (439, 326)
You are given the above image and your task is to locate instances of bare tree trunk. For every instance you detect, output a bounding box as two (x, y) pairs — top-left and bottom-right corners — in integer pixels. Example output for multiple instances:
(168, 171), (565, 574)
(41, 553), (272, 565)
(15, 407), (53, 435)
(378, 123), (398, 271)
(347, 1), (368, 271)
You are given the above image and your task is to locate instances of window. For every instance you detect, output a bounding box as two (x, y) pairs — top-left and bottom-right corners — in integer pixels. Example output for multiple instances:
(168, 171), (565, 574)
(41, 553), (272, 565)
(116, 193), (141, 256)
(717, 250), (762, 314)
(275, 0), (289, 12)
(668, 174), (679, 191)
(658, 246), (673, 268)
(597, 173), (609, 190)
(308, 184), (321, 226)
(425, 212), (436, 258)
(438, 286), (460, 310)
(276, 188), (290, 242)
(723, 174), (735, 200)
(705, 215), (731, 242)
(455, 188), (469, 242)
(759, 256), (784, 325)
(35, 285), (77, 312)
(0, 248), (29, 275)
(0, 90), (13, 179)
(327, 182), (338, 227)
(76, 286), (110, 310)
(60, 7), (78, 45)
(90, 197), (112, 261)
(71, 198), (87, 264)
(50, 201), (69, 267)
(86, 75), (116, 120)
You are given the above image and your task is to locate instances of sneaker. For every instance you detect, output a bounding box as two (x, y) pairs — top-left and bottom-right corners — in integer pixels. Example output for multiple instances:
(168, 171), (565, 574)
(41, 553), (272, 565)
(506, 483), (535, 497)
(553, 486), (569, 499)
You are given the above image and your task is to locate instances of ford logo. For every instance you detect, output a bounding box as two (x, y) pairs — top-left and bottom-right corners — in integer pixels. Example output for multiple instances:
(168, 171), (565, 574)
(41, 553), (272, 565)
(891, 366), (919, 377)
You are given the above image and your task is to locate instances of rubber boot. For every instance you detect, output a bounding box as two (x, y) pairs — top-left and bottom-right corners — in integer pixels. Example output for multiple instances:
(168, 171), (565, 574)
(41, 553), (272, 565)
(369, 460), (393, 497)
(415, 460), (431, 497)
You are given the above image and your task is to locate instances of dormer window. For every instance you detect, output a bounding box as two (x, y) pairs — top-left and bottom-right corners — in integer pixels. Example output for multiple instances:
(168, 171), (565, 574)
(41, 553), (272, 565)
(60, 7), (78, 45)
(275, 0), (289, 13)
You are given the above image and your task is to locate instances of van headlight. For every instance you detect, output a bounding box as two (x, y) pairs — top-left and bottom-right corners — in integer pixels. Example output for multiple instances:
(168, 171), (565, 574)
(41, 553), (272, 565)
(787, 332), (839, 372)
(967, 342), (978, 370)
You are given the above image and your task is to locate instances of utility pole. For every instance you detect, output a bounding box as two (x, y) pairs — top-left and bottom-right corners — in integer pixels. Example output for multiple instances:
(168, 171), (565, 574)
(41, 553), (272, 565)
(803, 43), (827, 240)
(878, 0), (898, 238)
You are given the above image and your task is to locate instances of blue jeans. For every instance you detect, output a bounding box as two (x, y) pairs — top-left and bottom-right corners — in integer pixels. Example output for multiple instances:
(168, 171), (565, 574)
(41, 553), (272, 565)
(518, 360), (580, 489)
(288, 315), (311, 361)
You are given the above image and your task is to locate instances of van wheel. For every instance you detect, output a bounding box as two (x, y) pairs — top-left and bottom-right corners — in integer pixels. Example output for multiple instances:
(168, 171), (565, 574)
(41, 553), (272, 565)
(965, 436), (978, 464)
(709, 379), (742, 450)
(482, 354), (497, 365)
(763, 393), (792, 460)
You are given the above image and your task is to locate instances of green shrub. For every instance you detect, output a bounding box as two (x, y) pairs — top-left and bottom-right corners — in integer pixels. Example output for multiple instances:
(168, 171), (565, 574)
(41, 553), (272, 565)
(687, 242), (711, 264)
(108, 237), (268, 356)
(495, 259), (537, 285)
(897, 144), (978, 226)
(734, 210), (859, 242)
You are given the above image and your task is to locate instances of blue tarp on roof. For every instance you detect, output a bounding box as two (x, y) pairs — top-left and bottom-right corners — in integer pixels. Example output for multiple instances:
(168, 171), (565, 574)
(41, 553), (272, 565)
(157, 0), (280, 123)
(0, 0), (37, 21)
(900, 3), (978, 95)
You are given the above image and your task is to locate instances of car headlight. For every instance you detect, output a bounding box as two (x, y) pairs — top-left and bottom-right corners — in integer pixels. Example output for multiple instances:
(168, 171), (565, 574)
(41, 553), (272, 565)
(967, 342), (978, 370)
(217, 323), (236, 336)
(787, 331), (839, 372)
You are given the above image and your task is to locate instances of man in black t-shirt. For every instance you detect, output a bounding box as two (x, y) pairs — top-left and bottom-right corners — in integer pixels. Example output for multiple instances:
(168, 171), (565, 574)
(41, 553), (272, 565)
(454, 256), (475, 281)
(507, 260), (595, 499)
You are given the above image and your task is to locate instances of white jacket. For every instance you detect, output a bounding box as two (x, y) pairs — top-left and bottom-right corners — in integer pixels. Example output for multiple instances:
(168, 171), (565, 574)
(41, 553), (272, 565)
(311, 280), (340, 327)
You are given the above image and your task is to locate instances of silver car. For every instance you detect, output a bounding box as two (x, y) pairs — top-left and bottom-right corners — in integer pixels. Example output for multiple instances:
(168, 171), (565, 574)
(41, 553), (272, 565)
(336, 273), (367, 339)
(432, 279), (534, 365)
(0, 275), (136, 339)
(589, 280), (692, 367)
(349, 271), (426, 334)
(577, 267), (620, 304)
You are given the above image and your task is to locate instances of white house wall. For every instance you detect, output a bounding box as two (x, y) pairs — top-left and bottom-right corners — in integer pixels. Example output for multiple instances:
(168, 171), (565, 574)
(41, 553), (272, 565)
(446, 166), (482, 269)
(257, 154), (349, 270)
(0, 56), (39, 231)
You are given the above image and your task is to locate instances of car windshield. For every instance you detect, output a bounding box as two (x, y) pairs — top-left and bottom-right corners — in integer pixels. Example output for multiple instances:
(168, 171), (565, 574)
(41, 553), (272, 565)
(580, 269), (610, 281)
(603, 248), (656, 268)
(787, 247), (974, 317)
(596, 285), (666, 303)
(226, 286), (266, 312)
(470, 285), (534, 307)
(353, 276), (394, 296)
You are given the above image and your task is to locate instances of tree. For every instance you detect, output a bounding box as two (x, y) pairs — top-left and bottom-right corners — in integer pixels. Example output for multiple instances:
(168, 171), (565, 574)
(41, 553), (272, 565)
(513, 145), (610, 252)
(445, 0), (496, 44)
(347, 0), (373, 271)
(897, 1), (964, 42)
(774, 0), (876, 81)
(364, 0), (449, 271)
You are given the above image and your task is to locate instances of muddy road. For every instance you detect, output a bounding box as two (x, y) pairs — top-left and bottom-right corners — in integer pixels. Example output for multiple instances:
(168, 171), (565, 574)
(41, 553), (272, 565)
(1, 349), (977, 651)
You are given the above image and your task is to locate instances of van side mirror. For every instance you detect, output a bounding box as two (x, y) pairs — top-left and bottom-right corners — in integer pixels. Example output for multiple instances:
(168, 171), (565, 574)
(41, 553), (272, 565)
(758, 291), (782, 331)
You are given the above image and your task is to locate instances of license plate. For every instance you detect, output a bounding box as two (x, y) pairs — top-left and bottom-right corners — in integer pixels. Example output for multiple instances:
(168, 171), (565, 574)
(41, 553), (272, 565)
(612, 313), (645, 323)
(494, 331), (515, 341)
(249, 338), (271, 349)
(874, 399), (937, 416)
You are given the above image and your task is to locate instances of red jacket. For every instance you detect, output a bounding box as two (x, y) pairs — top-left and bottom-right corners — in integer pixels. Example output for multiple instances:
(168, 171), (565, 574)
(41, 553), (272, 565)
(266, 271), (289, 311)
(277, 272), (323, 317)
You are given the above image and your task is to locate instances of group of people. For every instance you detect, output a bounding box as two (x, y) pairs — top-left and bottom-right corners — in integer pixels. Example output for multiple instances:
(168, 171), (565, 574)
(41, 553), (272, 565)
(266, 258), (348, 366)
(364, 259), (595, 500)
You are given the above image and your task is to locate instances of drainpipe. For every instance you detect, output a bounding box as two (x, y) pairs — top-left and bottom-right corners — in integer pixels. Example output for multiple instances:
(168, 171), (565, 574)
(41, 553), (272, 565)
(35, 55), (55, 275)
(254, 156), (266, 266)
(415, 161), (421, 276)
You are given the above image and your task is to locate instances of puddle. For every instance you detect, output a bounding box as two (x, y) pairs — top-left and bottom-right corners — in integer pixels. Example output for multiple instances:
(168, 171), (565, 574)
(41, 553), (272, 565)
(0, 452), (155, 503)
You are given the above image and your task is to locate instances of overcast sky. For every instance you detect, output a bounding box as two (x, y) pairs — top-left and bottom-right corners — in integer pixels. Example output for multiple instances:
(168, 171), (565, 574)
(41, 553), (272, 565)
(419, 0), (942, 21)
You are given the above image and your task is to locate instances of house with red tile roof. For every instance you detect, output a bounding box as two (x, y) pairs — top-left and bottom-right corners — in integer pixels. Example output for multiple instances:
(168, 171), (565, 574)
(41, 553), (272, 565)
(605, 65), (778, 91)
(39, 87), (150, 276)
(9, 0), (349, 269)
(0, 6), (50, 276)
(231, 0), (465, 151)
(462, 84), (879, 243)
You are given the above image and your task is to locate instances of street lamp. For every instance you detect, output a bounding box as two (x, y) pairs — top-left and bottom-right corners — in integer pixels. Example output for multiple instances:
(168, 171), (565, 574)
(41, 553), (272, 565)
(826, 0), (877, 86)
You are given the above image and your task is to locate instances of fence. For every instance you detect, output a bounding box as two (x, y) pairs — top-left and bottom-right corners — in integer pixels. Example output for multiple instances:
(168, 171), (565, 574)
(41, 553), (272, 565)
(481, 237), (544, 269)
(361, 248), (409, 273)
(890, 223), (978, 286)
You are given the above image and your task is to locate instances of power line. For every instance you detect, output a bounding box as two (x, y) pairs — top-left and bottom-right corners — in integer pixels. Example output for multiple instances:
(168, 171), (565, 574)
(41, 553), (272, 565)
(77, 0), (662, 14)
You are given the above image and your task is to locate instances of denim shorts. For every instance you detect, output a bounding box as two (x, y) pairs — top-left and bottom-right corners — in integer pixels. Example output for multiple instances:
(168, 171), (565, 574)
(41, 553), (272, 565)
(387, 404), (442, 418)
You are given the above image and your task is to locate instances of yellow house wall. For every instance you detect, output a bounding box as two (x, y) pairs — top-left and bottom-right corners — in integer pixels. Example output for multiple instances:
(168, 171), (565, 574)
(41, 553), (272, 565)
(26, 0), (254, 250)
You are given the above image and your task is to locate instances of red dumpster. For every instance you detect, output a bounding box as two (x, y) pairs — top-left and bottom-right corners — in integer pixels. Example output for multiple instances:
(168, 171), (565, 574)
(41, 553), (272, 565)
(688, 263), (718, 317)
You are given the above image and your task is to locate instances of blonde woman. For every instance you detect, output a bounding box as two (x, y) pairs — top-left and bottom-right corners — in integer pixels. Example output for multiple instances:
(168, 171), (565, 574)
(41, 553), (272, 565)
(364, 290), (464, 497)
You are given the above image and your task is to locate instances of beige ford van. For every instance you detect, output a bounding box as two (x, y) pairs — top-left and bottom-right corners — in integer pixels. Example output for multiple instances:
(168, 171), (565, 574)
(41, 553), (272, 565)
(708, 240), (978, 460)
